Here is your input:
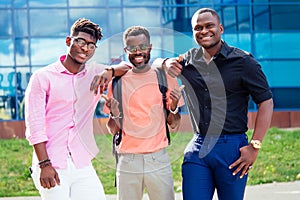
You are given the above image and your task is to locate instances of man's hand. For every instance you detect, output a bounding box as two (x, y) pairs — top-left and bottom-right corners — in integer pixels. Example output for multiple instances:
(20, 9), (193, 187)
(90, 69), (113, 95)
(40, 165), (60, 189)
(229, 145), (259, 179)
(101, 94), (120, 117)
(164, 57), (183, 78)
(169, 85), (185, 110)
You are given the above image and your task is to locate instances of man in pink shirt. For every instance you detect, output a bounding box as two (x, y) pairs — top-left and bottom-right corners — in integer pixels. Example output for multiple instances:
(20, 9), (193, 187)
(25, 18), (125, 200)
(102, 26), (184, 200)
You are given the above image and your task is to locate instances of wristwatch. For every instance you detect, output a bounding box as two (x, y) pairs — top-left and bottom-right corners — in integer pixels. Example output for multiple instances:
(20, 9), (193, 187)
(250, 140), (262, 149)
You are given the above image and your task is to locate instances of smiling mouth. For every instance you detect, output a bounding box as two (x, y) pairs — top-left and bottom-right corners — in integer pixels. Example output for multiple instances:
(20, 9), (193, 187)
(200, 35), (213, 40)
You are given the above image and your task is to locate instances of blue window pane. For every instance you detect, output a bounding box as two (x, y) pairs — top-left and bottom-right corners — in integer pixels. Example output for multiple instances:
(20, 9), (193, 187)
(69, 0), (106, 7)
(0, 0), (11, 8)
(253, 5), (270, 31)
(31, 38), (65, 65)
(255, 33), (300, 59)
(13, 0), (27, 8)
(223, 33), (251, 53)
(15, 38), (29, 66)
(124, 8), (161, 28)
(14, 9), (28, 37)
(123, 0), (159, 6)
(108, 0), (121, 6)
(271, 5), (300, 30)
(260, 60), (300, 88)
(108, 9), (123, 34)
(29, 0), (67, 7)
(69, 9), (108, 38)
(222, 6), (237, 32)
(0, 39), (14, 66)
(0, 10), (12, 36)
(30, 9), (68, 36)
(237, 6), (250, 31)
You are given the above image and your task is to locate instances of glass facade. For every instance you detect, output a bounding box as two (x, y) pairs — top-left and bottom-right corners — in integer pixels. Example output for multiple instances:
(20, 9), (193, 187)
(0, 0), (300, 120)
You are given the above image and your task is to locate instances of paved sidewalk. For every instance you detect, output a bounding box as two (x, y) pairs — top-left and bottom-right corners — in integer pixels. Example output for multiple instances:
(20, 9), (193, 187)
(1, 181), (299, 200)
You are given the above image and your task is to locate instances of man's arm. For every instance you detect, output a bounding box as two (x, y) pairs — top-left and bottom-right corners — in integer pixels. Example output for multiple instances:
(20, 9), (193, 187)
(101, 94), (121, 135)
(33, 142), (60, 189)
(229, 98), (273, 178)
(166, 85), (185, 129)
(90, 63), (132, 95)
(152, 58), (183, 78)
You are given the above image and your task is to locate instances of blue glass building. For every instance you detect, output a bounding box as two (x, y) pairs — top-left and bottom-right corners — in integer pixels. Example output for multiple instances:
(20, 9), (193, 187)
(0, 0), (300, 121)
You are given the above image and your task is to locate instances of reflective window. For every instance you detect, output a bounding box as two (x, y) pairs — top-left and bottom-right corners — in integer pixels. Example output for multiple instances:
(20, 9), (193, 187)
(0, 39), (14, 66)
(255, 33), (300, 59)
(0, 0), (11, 8)
(108, 9), (123, 34)
(14, 9), (28, 37)
(30, 38), (65, 65)
(124, 8), (161, 28)
(15, 38), (30, 66)
(13, 0), (27, 8)
(123, 0), (160, 6)
(30, 9), (68, 36)
(253, 5), (270, 31)
(260, 60), (300, 87)
(29, 0), (67, 7)
(223, 33), (251, 53)
(69, 0), (107, 7)
(0, 9), (12, 36)
(70, 9), (108, 38)
(270, 4), (300, 30)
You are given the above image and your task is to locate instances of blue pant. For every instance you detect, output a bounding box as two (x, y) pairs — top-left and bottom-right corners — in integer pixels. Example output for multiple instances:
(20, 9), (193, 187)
(182, 133), (248, 200)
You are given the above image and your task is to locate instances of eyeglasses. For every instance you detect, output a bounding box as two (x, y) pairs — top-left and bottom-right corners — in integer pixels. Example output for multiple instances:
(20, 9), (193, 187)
(125, 44), (150, 54)
(72, 37), (97, 51)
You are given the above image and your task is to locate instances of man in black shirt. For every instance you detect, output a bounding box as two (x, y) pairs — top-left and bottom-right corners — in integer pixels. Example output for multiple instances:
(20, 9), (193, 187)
(163, 8), (273, 200)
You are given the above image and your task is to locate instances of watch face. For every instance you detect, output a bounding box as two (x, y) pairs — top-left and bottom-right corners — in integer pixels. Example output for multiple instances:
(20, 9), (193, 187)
(251, 140), (262, 149)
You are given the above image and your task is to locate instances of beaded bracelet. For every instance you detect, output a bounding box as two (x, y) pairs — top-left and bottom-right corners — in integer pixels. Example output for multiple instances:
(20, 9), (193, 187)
(110, 112), (122, 119)
(39, 161), (52, 169)
(38, 158), (50, 165)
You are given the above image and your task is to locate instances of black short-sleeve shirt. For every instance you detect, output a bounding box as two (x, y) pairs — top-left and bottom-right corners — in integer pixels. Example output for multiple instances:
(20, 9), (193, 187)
(180, 41), (272, 135)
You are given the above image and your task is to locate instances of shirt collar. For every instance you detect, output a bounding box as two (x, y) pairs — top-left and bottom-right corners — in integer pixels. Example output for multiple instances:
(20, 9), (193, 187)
(56, 55), (87, 75)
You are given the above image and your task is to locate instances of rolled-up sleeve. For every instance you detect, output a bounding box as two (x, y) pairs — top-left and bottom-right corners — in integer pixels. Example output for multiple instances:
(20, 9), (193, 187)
(25, 72), (48, 145)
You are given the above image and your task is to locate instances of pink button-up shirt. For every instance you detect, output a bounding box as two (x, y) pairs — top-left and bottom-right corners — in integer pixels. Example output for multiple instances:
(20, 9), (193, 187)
(25, 55), (106, 169)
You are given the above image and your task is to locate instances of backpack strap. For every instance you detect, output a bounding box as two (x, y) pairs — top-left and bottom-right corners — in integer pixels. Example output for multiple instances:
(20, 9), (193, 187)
(112, 76), (123, 154)
(155, 68), (171, 145)
(111, 76), (122, 187)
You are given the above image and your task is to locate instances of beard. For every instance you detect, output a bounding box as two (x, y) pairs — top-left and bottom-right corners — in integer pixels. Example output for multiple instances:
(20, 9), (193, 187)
(130, 53), (151, 69)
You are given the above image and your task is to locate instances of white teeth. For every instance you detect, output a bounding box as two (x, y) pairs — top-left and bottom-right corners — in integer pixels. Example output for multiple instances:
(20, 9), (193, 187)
(79, 53), (87, 57)
(135, 57), (144, 61)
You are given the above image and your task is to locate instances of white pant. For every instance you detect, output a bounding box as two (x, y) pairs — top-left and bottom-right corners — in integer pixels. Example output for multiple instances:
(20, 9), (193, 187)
(31, 155), (106, 200)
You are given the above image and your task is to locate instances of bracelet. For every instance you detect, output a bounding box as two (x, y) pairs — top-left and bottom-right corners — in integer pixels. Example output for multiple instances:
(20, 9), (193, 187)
(162, 58), (169, 68)
(105, 67), (115, 77)
(39, 161), (52, 169)
(169, 106), (179, 114)
(38, 158), (50, 165)
(110, 112), (122, 119)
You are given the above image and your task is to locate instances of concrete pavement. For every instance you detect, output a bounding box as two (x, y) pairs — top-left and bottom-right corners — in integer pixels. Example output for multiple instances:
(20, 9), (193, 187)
(1, 181), (299, 200)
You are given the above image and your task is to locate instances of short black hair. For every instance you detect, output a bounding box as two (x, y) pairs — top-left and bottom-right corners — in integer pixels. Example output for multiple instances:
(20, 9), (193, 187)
(192, 8), (221, 24)
(70, 18), (103, 41)
(123, 26), (150, 45)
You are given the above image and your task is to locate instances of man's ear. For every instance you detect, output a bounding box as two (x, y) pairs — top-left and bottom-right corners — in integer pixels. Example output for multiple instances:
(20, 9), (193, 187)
(66, 37), (71, 46)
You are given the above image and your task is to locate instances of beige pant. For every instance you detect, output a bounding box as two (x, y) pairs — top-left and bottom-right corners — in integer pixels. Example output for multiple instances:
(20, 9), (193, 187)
(116, 148), (175, 200)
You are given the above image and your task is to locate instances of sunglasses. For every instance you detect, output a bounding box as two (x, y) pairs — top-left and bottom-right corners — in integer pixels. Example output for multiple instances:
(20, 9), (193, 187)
(125, 44), (150, 54)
